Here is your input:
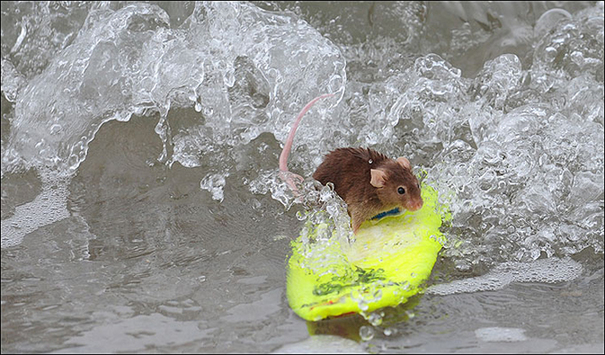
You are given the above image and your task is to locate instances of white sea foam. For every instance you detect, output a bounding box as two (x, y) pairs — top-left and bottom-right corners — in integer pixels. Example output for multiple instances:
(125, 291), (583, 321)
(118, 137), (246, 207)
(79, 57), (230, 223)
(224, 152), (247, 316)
(1, 172), (70, 248)
(475, 327), (528, 342)
(426, 257), (583, 295)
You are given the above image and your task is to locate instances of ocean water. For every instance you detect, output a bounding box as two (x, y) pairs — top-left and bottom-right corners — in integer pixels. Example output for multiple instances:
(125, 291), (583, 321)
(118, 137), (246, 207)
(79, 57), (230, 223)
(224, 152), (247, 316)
(1, 1), (603, 353)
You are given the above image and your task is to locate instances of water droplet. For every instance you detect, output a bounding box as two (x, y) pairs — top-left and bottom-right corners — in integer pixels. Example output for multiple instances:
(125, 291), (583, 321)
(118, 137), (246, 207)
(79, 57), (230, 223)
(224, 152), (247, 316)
(570, 51), (584, 67)
(368, 312), (383, 326)
(544, 47), (558, 62)
(359, 326), (375, 341)
(50, 124), (62, 135)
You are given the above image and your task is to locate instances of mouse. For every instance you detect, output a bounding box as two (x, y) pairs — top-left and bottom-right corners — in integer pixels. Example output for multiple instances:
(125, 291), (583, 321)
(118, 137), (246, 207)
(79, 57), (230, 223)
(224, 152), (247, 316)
(279, 94), (423, 233)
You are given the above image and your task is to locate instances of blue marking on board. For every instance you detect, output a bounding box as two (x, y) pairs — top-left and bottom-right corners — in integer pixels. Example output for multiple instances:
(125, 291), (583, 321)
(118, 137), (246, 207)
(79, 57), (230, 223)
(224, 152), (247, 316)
(371, 207), (401, 220)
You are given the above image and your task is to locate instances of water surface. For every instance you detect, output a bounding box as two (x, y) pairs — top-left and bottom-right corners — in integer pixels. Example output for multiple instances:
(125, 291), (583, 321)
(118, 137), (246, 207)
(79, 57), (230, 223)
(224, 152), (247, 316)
(1, 1), (603, 353)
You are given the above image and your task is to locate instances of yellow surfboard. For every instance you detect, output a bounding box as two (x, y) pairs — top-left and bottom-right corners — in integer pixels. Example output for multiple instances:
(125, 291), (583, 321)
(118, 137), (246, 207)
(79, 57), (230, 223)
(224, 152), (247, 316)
(286, 185), (447, 321)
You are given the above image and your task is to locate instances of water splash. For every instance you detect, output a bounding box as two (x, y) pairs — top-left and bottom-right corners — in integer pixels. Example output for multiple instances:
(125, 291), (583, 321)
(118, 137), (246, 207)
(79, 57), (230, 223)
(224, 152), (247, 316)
(2, 2), (346, 248)
(1, 2), (602, 279)
(2, 2), (346, 176)
(263, 3), (603, 281)
(199, 172), (228, 202)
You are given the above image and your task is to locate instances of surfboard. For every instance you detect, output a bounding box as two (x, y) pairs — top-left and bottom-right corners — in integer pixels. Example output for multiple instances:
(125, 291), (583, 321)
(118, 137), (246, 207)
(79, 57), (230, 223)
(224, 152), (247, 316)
(286, 184), (448, 322)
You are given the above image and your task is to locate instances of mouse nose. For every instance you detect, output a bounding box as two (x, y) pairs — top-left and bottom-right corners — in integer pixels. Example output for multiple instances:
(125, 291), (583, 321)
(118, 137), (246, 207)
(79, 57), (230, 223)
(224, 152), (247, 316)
(408, 199), (423, 211)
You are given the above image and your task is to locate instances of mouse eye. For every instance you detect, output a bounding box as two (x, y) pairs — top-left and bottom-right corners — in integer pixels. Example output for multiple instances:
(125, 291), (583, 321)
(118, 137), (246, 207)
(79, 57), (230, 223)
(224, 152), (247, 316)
(397, 187), (406, 195)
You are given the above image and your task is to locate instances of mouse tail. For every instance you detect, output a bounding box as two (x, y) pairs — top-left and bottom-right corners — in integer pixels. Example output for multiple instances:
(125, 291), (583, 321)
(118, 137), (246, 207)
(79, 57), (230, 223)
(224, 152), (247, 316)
(279, 93), (334, 173)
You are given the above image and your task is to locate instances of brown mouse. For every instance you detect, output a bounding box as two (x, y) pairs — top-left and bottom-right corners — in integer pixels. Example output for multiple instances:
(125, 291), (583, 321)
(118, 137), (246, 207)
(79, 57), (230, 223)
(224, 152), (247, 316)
(279, 94), (423, 233)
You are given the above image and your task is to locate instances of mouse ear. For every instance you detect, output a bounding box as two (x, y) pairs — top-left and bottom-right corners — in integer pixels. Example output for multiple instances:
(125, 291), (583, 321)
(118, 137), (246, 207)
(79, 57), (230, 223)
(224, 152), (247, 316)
(396, 157), (411, 170)
(370, 169), (388, 188)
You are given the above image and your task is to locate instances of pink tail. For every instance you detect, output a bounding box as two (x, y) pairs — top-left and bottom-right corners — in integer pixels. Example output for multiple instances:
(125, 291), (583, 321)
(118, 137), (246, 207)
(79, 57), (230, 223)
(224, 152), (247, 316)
(279, 93), (335, 172)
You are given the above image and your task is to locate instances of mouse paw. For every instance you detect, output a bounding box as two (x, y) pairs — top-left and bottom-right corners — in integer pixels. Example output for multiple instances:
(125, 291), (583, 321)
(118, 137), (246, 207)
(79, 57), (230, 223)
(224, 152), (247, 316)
(279, 171), (305, 199)
(279, 170), (304, 185)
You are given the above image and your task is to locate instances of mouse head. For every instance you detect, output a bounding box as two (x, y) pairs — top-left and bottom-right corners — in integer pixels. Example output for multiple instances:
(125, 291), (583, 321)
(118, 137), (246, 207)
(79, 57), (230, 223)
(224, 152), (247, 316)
(370, 157), (423, 212)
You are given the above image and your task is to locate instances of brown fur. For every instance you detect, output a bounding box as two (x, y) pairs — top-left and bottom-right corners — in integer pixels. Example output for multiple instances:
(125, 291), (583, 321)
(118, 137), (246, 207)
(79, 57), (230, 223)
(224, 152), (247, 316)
(313, 147), (423, 232)
(278, 95), (423, 234)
